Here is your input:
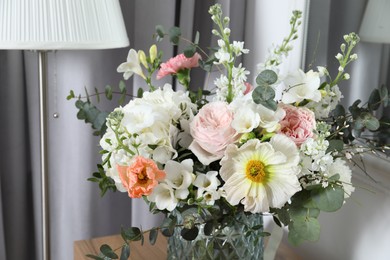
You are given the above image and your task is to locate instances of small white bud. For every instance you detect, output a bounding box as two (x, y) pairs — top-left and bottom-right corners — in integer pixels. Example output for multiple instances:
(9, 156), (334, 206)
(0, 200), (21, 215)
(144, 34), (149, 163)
(340, 43), (346, 52)
(317, 66), (328, 77)
(335, 53), (343, 60)
(343, 73), (350, 80)
(350, 53), (358, 60)
(338, 66), (344, 72)
(212, 29), (219, 36)
(223, 28), (231, 35)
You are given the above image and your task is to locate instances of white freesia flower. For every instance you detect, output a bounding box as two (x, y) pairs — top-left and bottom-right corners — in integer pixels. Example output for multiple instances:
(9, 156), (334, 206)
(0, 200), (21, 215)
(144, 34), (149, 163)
(220, 134), (301, 213)
(164, 159), (195, 200)
(117, 49), (146, 80)
(148, 183), (178, 211)
(281, 69), (321, 104)
(231, 107), (260, 133)
(257, 105), (286, 132)
(193, 171), (221, 194)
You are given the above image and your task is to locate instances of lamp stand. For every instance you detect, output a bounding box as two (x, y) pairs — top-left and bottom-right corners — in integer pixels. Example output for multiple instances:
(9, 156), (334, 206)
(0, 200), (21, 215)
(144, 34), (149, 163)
(38, 50), (50, 260)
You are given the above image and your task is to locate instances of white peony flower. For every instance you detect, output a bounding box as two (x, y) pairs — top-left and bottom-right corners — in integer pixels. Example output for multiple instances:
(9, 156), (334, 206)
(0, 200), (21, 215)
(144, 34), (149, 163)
(220, 134), (301, 213)
(281, 69), (321, 104)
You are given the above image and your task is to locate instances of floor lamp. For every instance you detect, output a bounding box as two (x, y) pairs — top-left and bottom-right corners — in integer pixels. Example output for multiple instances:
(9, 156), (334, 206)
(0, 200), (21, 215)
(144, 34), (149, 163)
(0, 1), (129, 259)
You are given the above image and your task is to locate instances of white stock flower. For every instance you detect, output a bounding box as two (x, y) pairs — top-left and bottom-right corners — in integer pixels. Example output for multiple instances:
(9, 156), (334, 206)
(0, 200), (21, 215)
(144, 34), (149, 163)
(281, 69), (321, 104)
(231, 41), (249, 55)
(117, 49), (146, 80)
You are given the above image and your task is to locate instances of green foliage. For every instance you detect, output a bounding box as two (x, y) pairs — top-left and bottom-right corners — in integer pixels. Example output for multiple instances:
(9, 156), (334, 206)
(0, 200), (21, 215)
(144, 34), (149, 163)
(252, 70), (278, 111)
(311, 184), (344, 212)
(169, 26), (181, 45)
(87, 164), (117, 196)
(100, 244), (118, 259)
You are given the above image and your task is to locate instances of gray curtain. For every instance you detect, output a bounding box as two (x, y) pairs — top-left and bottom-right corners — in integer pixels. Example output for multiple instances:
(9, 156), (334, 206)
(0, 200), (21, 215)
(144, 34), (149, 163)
(0, 1), (252, 259)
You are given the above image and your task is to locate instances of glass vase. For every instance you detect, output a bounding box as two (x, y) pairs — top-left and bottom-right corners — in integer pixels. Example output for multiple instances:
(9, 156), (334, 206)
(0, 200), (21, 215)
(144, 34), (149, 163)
(167, 211), (264, 260)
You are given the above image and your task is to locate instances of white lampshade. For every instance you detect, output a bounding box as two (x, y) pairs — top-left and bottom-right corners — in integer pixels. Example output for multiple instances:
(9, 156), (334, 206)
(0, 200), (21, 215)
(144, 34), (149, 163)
(359, 0), (390, 43)
(0, 0), (129, 50)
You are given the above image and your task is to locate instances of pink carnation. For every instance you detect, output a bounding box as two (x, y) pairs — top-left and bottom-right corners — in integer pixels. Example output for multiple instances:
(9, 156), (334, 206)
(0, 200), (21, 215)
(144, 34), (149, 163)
(157, 53), (201, 79)
(279, 105), (316, 146)
(189, 101), (239, 165)
(117, 156), (166, 198)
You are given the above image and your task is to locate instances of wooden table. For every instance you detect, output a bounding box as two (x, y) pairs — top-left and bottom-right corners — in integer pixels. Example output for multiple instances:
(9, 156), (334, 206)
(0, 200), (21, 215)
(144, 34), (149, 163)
(74, 234), (302, 260)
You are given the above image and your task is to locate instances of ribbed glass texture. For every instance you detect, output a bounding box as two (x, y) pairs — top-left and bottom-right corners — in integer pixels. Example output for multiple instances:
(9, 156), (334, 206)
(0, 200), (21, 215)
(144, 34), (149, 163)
(167, 211), (264, 260)
(0, 0), (129, 49)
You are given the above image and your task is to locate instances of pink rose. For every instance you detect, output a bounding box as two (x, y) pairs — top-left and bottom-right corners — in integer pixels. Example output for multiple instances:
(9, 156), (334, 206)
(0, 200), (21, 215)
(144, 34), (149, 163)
(157, 53), (201, 79)
(117, 156), (166, 198)
(189, 102), (239, 165)
(278, 105), (316, 146)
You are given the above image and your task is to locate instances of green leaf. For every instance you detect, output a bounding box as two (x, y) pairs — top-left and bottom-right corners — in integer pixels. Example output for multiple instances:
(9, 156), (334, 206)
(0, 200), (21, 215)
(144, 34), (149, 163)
(194, 31), (200, 45)
(137, 88), (144, 98)
(289, 207), (320, 221)
(368, 89), (381, 111)
(75, 100), (84, 109)
(184, 45), (196, 58)
(288, 217), (320, 245)
(94, 87), (100, 103)
(169, 27), (181, 45)
(120, 244), (130, 260)
(86, 254), (104, 260)
(181, 227), (199, 241)
(149, 229), (158, 245)
(333, 104), (345, 118)
(121, 227), (142, 241)
(365, 116), (380, 131)
(256, 70), (278, 86)
(161, 217), (176, 237)
(326, 139), (344, 153)
(349, 99), (361, 119)
(252, 85), (276, 110)
(100, 244), (118, 259)
(93, 112), (108, 130)
(380, 85), (388, 107)
(311, 184), (344, 212)
(119, 80), (126, 93)
(67, 90), (75, 100)
(155, 25), (165, 41)
(204, 221), (214, 236)
(105, 85), (113, 100)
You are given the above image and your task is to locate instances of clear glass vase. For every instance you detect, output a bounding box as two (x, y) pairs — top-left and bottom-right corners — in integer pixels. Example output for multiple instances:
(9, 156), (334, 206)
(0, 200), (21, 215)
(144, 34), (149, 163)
(167, 211), (264, 260)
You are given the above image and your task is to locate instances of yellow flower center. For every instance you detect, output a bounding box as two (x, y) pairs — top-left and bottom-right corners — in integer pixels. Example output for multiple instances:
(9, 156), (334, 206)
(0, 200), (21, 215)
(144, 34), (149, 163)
(245, 160), (267, 183)
(137, 168), (149, 185)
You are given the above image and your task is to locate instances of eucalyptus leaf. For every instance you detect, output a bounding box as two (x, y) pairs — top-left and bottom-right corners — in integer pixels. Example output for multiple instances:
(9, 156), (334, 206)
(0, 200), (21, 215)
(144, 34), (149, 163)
(181, 226), (199, 241)
(326, 139), (344, 153)
(149, 228), (158, 245)
(105, 85), (113, 100)
(155, 25), (165, 39)
(121, 227), (142, 241)
(289, 217), (320, 244)
(256, 70), (278, 86)
(368, 89), (381, 111)
(184, 45), (196, 58)
(380, 85), (388, 107)
(67, 90), (75, 100)
(161, 216), (176, 237)
(86, 255), (105, 260)
(365, 116), (380, 131)
(137, 88), (144, 98)
(120, 244), (130, 260)
(311, 184), (344, 212)
(169, 26), (181, 45)
(100, 244), (118, 259)
(119, 80), (126, 93)
(194, 31), (200, 45)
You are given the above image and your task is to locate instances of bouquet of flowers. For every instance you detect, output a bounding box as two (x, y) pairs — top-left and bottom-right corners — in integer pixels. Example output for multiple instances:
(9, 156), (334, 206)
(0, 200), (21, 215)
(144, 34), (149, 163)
(70, 3), (389, 259)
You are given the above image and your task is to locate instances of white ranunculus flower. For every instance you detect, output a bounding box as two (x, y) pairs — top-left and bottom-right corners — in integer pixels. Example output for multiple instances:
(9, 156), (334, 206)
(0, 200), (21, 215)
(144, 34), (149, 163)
(326, 158), (355, 198)
(164, 159), (195, 200)
(281, 69), (321, 104)
(148, 183), (178, 211)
